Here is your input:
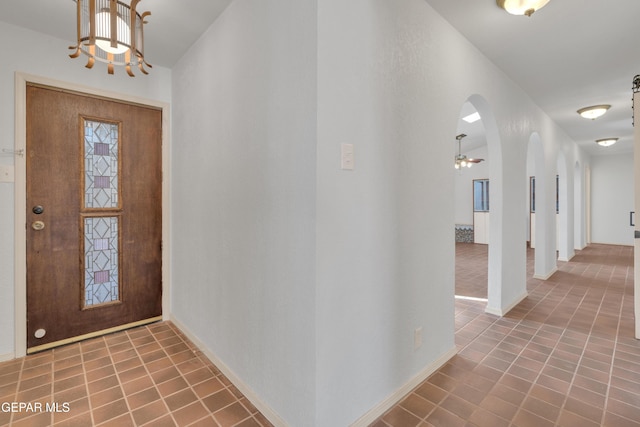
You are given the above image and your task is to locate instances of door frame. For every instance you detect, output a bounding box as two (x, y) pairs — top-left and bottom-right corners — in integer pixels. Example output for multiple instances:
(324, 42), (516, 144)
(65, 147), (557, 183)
(14, 72), (171, 358)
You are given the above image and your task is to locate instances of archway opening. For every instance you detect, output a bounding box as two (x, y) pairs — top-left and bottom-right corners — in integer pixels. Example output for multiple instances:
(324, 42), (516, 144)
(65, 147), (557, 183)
(452, 95), (504, 315)
(453, 101), (490, 301)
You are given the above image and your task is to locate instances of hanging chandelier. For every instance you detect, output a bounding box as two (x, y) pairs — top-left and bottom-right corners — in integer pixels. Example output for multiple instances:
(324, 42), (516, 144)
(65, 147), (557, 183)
(69, 0), (152, 76)
(454, 134), (484, 169)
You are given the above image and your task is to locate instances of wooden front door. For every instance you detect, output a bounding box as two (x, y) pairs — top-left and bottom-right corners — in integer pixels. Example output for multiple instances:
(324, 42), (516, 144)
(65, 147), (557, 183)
(26, 84), (162, 353)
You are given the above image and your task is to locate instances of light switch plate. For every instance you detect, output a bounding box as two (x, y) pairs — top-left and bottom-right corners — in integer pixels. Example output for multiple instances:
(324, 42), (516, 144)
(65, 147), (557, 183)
(0, 164), (14, 183)
(341, 144), (354, 170)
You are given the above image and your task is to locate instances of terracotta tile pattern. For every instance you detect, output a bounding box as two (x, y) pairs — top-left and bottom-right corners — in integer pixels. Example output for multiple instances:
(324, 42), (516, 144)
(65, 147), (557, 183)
(374, 243), (640, 426)
(1, 244), (637, 426)
(0, 322), (273, 427)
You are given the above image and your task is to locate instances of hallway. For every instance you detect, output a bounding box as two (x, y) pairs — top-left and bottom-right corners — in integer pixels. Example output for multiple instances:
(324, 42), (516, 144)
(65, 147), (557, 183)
(374, 243), (639, 426)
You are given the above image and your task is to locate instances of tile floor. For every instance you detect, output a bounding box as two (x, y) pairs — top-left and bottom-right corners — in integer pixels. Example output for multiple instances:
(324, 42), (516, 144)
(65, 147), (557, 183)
(374, 243), (640, 427)
(0, 322), (273, 427)
(1, 243), (637, 426)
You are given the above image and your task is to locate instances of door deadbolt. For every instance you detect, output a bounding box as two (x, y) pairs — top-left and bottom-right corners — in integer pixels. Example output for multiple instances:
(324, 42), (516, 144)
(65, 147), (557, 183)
(32, 221), (45, 231)
(32, 205), (44, 215)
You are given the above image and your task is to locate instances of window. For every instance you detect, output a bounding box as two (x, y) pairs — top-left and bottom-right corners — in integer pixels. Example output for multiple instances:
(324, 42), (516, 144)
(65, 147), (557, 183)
(473, 179), (489, 212)
(556, 175), (560, 213)
(530, 176), (535, 213)
(529, 175), (559, 213)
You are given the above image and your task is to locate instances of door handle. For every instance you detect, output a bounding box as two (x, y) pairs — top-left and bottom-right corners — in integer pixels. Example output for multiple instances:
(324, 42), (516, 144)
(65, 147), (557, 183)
(32, 221), (45, 231)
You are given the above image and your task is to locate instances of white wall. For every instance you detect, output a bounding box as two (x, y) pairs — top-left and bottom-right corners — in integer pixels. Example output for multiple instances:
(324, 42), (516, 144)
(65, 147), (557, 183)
(316, 0), (578, 423)
(634, 94), (640, 339)
(316, 2), (460, 423)
(170, 1), (317, 425)
(171, 1), (512, 424)
(591, 153), (633, 245)
(0, 21), (171, 360)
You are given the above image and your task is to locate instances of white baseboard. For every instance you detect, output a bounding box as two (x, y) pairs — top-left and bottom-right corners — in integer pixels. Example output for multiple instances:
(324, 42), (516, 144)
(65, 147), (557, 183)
(558, 252), (575, 262)
(484, 306), (502, 317)
(349, 346), (457, 427)
(169, 316), (458, 427)
(0, 352), (15, 363)
(169, 315), (287, 427)
(534, 267), (557, 281)
(485, 292), (528, 317)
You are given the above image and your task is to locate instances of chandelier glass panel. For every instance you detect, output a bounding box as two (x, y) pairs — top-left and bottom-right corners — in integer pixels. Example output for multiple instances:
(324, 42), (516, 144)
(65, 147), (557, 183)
(70, 0), (151, 76)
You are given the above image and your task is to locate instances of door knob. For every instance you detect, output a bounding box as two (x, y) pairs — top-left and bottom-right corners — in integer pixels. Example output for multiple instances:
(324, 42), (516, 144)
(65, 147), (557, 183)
(32, 221), (45, 231)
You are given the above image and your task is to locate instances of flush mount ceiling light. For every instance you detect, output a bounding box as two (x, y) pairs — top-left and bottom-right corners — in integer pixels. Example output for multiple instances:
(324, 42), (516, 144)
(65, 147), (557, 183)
(496, 0), (550, 17)
(454, 134), (484, 169)
(69, 0), (152, 76)
(577, 105), (611, 120)
(595, 138), (618, 147)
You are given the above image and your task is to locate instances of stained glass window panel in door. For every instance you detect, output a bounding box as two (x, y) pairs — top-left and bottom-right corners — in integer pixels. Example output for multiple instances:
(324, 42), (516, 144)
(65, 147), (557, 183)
(84, 120), (119, 209)
(84, 217), (120, 307)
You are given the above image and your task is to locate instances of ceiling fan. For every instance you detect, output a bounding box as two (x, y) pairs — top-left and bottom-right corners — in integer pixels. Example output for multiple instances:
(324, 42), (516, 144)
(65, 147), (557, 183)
(454, 133), (484, 169)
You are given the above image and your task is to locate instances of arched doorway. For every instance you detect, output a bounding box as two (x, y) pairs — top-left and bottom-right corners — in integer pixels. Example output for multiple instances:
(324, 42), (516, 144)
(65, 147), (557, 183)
(453, 95), (520, 316)
(453, 101), (490, 300)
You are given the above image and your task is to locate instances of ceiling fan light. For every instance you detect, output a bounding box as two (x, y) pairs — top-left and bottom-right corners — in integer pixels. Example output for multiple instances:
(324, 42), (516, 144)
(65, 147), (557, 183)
(454, 133), (484, 169)
(577, 105), (611, 120)
(595, 138), (618, 147)
(497, 0), (550, 16)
